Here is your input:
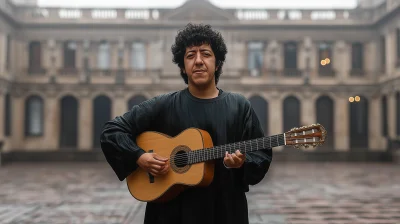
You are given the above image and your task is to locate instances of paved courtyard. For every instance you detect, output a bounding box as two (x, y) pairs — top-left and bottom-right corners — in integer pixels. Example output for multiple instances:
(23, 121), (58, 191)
(0, 161), (399, 224)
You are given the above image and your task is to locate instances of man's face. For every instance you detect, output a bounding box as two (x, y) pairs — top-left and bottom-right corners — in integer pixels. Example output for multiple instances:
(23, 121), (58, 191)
(183, 43), (217, 87)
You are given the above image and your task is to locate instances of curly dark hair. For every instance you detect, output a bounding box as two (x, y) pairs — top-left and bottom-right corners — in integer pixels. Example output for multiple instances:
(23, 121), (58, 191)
(171, 23), (227, 85)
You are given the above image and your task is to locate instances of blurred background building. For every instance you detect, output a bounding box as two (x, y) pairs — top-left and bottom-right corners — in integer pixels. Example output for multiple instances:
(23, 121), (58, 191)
(0, 0), (399, 162)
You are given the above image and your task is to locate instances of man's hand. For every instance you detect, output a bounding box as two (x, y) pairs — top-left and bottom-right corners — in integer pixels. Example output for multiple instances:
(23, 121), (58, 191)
(223, 150), (245, 168)
(137, 153), (169, 176)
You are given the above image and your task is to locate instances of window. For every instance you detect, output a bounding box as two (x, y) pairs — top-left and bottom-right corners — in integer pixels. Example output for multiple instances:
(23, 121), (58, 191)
(98, 41), (110, 69)
(63, 41), (76, 69)
(284, 42), (299, 76)
(6, 35), (11, 71)
(131, 42), (146, 70)
(247, 42), (264, 76)
(318, 42), (334, 76)
(351, 42), (363, 70)
(284, 42), (297, 69)
(318, 42), (332, 69)
(381, 96), (388, 137)
(397, 28), (400, 62)
(4, 93), (11, 136)
(25, 95), (44, 136)
(381, 35), (386, 72)
(396, 92), (400, 136)
(28, 41), (42, 73)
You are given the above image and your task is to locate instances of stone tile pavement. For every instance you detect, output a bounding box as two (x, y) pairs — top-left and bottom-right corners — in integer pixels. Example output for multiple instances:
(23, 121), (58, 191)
(0, 162), (399, 224)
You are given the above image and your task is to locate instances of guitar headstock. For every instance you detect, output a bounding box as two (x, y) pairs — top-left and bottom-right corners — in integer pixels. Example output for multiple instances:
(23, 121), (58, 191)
(285, 123), (327, 149)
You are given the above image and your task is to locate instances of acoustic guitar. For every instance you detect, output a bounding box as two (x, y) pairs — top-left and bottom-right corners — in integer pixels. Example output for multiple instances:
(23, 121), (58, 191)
(126, 123), (326, 203)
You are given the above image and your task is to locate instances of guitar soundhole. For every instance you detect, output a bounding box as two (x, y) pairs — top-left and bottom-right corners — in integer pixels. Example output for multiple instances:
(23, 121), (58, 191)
(174, 151), (188, 167)
(171, 145), (191, 174)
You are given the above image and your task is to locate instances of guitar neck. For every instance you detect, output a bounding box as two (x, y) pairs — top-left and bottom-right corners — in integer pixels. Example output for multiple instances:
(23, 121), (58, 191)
(188, 133), (285, 165)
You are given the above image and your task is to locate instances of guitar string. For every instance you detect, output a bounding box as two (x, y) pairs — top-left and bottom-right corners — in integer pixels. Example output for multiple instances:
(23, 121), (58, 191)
(170, 134), (284, 164)
(169, 134), (285, 165)
(172, 137), (284, 166)
(169, 134), (283, 161)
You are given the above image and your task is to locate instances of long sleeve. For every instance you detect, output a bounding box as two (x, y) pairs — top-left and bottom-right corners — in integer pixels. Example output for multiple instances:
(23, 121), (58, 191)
(100, 95), (168, 181)
(235, 101), (273, 187)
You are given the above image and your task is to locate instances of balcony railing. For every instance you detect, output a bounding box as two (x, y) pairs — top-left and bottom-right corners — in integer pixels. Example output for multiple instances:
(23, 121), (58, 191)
(6, 4), (396, 25)
(318, 67), (336, 77)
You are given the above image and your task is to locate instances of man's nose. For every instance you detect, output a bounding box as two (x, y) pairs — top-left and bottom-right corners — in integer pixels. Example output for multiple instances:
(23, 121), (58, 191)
(194, 52), (203, 65)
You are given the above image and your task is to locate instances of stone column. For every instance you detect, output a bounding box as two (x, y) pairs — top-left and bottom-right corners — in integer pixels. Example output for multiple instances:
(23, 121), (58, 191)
(388, 92), (397, 139)
(11, 93), (24, 149)
(112, 90), (127, 118)
(386, 30), (396, 76)
(78, 93), (93, 151)
(269, 92), (283, 151)
(44, 91), (59, 149)
(301, 92), (315, 126)
(0, 33), (5, 74)
(369, 96), (386, 151)
(334, 95), (349, 151)
(334, 41), (348, 82)
(364, 41), (378, 78)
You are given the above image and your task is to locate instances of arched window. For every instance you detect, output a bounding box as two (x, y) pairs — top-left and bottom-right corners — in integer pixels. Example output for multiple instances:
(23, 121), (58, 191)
(381, 95), (388, 137)
(283, 96), (300, 132)
(93, 95), (112, 148)
(4, 93), (11, 136)
(249, 95), (268, 135)
(128, 95), (147, 110)
(396, 92), (400, 136)
(316, 95), (334, 149)
(59, 95), (79, 149)
(349, 95), (369, 149)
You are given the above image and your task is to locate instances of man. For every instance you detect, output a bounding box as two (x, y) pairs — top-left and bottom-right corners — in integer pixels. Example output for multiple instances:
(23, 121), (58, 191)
(100, 23), (272, 224)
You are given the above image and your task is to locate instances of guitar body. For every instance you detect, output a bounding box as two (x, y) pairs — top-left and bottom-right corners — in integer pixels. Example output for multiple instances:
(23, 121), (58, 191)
(126, 128), (215, 203)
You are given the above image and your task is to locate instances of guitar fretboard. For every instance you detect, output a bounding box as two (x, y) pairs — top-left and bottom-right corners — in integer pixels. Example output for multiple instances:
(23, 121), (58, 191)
(187, 134), (285, 164)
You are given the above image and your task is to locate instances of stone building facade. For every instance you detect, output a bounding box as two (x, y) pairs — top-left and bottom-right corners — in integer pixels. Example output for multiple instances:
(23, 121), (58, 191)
(0, 0), (400, 161)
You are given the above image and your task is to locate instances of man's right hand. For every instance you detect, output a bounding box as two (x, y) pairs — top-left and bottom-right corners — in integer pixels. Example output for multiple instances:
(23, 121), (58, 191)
(137, 153), (169, 177)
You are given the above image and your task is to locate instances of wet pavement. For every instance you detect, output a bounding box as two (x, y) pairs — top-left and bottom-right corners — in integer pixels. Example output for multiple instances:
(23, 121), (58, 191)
(0, 162), (399, 224)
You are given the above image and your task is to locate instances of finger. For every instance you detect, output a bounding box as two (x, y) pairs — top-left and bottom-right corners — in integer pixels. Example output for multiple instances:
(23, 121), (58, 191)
(235, 150), (243, 157)
(150, 164), (162, 170)
(235, 151), (245, 160)
(149, 169), (160, 177)
(231, 154), (242, 164)
(153, 154), (169, 162)
(227, 153), (235, 164)
(160, 165), (169, 174)
(150, 157), (167, 166)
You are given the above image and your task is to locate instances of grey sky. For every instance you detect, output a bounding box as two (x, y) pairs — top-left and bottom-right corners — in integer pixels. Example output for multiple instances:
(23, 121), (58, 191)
(37, 0), (358, 9)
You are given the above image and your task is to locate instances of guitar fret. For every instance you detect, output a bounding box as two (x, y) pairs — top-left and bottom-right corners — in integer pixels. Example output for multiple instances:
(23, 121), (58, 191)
(189, 134), (287, 165)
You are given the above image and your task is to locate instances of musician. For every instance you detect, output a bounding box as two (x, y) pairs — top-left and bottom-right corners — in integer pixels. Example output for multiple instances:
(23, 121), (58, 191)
(100, 23), (273, 224)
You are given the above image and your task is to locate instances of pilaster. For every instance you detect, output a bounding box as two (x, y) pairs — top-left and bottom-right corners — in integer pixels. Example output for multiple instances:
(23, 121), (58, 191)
(334, 95), (349, 151)
(78, 91), (93, 151)
(369, 96), (386, 151)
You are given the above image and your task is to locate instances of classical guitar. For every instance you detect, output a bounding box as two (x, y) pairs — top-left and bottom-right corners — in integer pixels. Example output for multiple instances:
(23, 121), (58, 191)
(126, 123), (326, 203)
